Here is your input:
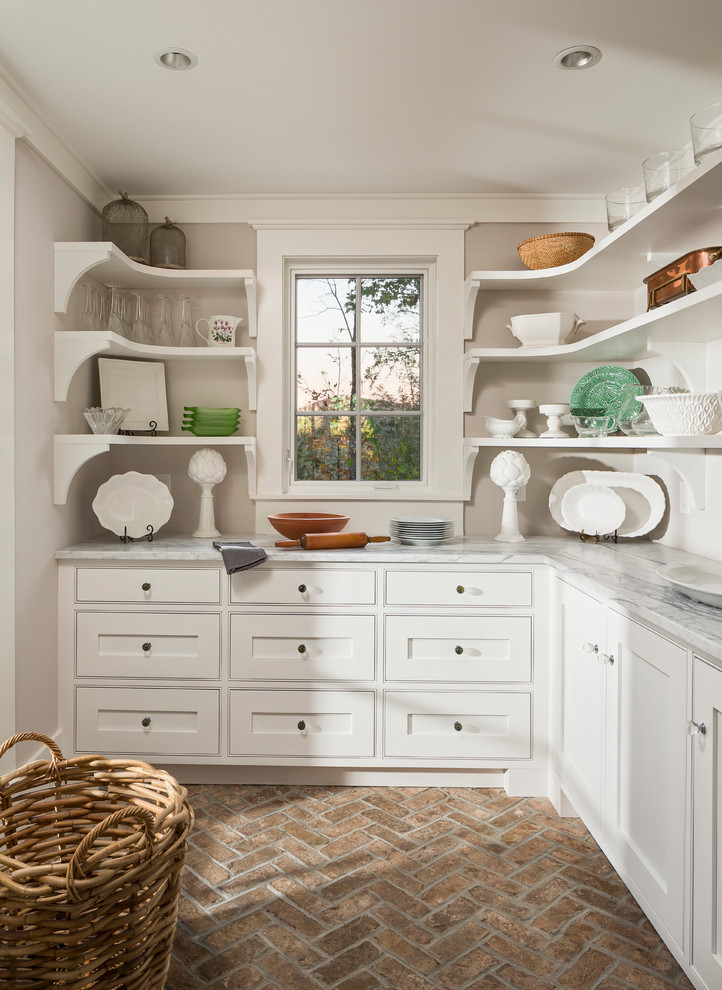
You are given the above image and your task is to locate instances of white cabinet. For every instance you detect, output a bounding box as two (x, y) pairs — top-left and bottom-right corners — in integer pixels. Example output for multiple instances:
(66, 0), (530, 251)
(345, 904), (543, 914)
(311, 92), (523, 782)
(554, 579), (689, 960)
(52, 242), (258, 504)
(690, 655), (722, 990)
(555, 581), (608, 826)
(604, 609), (688, 957)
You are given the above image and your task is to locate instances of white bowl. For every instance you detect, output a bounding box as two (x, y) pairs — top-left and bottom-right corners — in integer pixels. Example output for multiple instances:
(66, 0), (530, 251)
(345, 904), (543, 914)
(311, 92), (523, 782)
(484, 414), (523, 437)
(638, 391), (722, 436)
(506, 312), (584, 347)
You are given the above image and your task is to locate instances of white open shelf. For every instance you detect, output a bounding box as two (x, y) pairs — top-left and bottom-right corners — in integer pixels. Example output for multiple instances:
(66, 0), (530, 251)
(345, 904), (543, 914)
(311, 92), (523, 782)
(53, 435), (257, 505)
(54, 242), (258, 336)
(54, 331), (257, 408)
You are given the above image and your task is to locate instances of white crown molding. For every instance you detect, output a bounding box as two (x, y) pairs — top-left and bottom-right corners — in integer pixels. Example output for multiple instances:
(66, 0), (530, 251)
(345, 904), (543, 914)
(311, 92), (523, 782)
(0, 67), (110, 213)
(137, 194), (607, 226)
(248, 219), (474, 231)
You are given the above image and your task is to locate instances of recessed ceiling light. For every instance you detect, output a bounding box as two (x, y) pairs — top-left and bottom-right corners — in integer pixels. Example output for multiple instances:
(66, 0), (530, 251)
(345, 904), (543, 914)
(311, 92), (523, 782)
(155, 47), (198, 70)
(554, 45), (602, 70)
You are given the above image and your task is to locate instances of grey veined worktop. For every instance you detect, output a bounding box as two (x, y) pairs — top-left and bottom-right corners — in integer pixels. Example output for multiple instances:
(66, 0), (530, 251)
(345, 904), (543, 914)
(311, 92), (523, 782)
(57, 533), (722, 666)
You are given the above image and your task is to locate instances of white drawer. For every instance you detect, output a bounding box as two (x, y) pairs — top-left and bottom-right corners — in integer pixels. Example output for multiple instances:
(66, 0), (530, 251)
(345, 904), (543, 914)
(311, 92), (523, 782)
(230, 613), (375, 681)
(76, 612), (220, 679)
(385, 615), (532, 682)
(230, 568), (376, 606)
(76, 567), (221, 604)
(385, 570), (532, 608)
(229, 690), (375, 757)
(75, 687), (220, 755)
(384, 691), (531, 760)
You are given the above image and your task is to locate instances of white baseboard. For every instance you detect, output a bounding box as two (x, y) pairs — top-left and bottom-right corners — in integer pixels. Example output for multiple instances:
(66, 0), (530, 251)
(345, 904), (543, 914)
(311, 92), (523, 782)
(157, 764), (511, 788)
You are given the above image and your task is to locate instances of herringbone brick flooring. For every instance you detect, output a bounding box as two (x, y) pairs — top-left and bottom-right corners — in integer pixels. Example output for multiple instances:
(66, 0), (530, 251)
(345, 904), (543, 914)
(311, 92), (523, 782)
(166, 785), (693, 990)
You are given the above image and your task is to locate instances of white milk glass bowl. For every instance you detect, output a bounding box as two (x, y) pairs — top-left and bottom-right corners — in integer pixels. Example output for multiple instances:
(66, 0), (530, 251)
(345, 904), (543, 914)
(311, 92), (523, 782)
(638, 391), (722, 436)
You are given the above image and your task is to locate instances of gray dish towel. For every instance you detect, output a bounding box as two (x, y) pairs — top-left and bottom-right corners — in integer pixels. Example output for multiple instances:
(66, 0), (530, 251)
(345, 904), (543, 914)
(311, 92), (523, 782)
(213, 541), (268, 574)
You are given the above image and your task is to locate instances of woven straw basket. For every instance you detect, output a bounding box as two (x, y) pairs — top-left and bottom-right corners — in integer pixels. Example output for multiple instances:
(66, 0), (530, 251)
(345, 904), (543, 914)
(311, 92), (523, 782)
(517, 231), (595, 270)
(0, 732), (193, 989)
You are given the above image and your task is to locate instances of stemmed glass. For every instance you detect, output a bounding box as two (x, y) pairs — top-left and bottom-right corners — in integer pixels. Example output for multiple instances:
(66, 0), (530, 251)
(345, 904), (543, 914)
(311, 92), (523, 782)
(107, 283), (126, 336)
(155, 295), (175, 346)
(178, 295), (195, 347)
(81, 284), (100, 331)
(130, 290), (152, 345)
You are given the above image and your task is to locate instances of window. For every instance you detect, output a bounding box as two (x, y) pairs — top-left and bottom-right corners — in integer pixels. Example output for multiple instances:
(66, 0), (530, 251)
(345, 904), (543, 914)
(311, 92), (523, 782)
(293, 274), (423, 483)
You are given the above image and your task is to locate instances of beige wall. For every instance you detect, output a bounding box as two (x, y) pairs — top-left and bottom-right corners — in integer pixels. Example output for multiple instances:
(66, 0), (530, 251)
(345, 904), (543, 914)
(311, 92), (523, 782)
(14, 140), (100, 740)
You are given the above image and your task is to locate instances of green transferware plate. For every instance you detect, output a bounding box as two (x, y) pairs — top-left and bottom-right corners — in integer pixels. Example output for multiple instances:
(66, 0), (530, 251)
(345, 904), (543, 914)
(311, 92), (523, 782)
(182, 425), (239, 436)
(183, 406), (240, 416)
(183, 414), (240, 424)
(570, 366), (640, 419)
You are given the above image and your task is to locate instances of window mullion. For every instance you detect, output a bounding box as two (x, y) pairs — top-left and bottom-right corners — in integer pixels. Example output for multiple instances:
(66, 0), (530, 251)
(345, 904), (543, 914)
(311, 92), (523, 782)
(355, 275), (362, 481)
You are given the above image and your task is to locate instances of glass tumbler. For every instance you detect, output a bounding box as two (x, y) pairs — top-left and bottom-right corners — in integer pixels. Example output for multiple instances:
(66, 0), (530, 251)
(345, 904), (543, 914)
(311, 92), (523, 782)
(690, 102), (722, 164)
(605, 185), (646, 232)
(642, 148), (695, 202)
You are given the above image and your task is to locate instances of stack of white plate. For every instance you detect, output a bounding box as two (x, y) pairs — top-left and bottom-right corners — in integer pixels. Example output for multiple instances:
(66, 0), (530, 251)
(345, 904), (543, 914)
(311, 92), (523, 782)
(390, 516), (454, 546)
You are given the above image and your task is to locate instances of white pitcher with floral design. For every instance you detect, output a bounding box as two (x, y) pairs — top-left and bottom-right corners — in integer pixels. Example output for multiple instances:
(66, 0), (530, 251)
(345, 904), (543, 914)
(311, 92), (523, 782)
(195, 314), (243, 346)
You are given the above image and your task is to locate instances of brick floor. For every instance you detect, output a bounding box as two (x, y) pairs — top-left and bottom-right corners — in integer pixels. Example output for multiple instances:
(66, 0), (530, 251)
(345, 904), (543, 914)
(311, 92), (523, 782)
(166, 785), (693, 990)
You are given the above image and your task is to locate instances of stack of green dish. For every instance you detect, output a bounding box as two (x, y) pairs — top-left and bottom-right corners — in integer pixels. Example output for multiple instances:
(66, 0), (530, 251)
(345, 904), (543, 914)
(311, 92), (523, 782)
(182, 406), (241, 437)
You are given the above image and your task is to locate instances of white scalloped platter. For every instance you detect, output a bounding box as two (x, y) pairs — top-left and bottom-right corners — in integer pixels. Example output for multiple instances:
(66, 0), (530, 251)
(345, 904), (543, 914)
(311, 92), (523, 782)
(549, 470), (666, 538)
(92, 471), (174, 538)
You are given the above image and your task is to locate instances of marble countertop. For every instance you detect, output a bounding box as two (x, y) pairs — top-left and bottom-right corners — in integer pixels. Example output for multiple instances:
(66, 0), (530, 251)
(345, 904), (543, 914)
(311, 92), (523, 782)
(56, 533), (722, 665)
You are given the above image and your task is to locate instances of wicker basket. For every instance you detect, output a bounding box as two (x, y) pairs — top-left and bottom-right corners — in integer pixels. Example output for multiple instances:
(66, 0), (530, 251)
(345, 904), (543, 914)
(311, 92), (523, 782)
(0, 732), (193, 989)
(517, 231), (595, 270)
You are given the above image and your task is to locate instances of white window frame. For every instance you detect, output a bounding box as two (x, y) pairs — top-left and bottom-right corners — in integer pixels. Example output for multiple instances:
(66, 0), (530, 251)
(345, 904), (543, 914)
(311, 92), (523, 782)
(287, 259), (432, 495)
(252, 221), (467, 505)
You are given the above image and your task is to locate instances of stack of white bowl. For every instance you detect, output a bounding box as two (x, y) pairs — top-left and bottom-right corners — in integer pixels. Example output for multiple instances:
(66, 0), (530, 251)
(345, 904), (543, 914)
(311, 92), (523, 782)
(390, 516), (454, 546)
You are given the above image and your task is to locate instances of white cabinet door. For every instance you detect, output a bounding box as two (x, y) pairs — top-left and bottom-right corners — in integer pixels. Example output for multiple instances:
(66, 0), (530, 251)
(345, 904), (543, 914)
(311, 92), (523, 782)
(605, 611), (688, 956)
(691, 656), (722, 990)
(556, 582), (608, 829)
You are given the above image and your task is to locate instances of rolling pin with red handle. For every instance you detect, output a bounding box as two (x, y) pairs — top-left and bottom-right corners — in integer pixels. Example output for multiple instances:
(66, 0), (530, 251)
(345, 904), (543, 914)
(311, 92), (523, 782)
(275, 532), (391, 549)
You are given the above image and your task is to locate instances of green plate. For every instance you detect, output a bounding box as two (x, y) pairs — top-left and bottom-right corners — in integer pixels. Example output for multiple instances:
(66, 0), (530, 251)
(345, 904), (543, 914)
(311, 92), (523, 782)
(570, 367), (640, 419)
(182, 425), (239, 436)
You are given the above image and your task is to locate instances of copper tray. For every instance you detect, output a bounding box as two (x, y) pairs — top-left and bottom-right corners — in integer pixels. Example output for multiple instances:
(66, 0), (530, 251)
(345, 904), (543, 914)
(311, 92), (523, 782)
(644, 246), (722, 310)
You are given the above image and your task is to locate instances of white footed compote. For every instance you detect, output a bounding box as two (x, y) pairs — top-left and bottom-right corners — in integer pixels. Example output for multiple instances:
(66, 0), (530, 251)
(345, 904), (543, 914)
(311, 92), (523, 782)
(490, 449), (531, 543)
(188, 448), (227, 538)
(506, 399), (537, 437)
(539, 403), (570, 438)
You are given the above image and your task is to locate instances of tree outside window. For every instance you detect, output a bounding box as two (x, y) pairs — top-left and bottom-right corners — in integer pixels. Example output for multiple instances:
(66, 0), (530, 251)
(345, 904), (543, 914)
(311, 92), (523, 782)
(294, 275), (422, 482)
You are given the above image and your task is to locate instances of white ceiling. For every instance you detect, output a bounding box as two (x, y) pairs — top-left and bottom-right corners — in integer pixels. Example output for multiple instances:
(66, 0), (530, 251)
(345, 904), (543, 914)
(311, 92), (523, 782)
(0, 0), (721, 199)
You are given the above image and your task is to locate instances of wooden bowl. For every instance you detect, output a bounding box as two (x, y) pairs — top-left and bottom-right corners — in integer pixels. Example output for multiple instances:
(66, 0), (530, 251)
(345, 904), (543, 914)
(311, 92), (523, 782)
(268, 512), (350, 540)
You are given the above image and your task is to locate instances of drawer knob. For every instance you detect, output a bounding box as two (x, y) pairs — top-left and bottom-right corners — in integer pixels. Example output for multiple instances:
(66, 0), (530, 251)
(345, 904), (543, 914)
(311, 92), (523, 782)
(298, 584), (307, 594)
(141, 716), (151, 727)
(454, 645), (464, 655)
(583, 642), (598, 654)
(687, 720), (707, 736)
(297, 719), (306, 731)
(297, 644), (307, 654)
(142, 642), (152, 653)
(454, 721), (463, 732)
(141, 582), (151, 592)
(456, 585), (464, 594)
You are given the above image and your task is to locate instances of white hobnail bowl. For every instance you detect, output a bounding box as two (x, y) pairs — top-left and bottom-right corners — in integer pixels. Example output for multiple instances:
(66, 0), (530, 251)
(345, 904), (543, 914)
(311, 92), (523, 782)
(505, 312), (584, 347)
(638, 391), (722, 436)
